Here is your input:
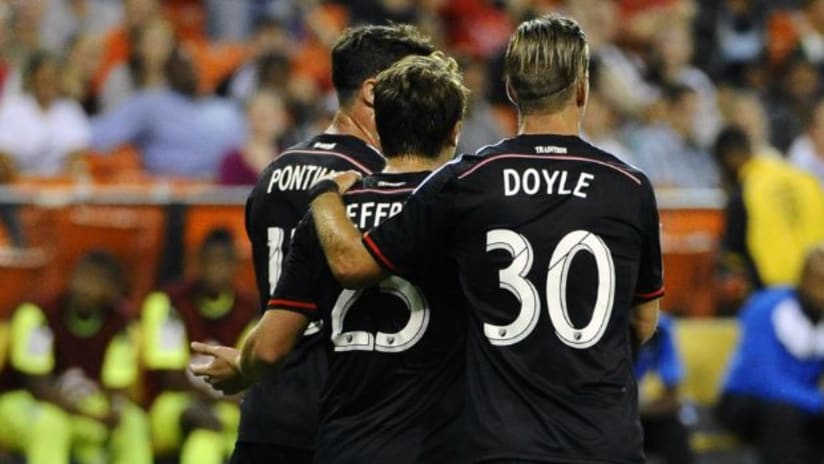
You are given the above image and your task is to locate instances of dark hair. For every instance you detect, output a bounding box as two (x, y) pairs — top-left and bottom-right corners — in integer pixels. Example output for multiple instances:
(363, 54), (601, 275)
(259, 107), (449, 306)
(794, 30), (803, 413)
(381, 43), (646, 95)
(504, 14), (589, 114)
(75, 250), (127, 295)
(128, 18), (176, 87)
(200, 227), (236, 254)
(713, 125), (752, 161)
(331, 24), (435, 106)
(165, 48), (198, 97)
(374, 52), (469, 159)
(661, 82), (695, 104)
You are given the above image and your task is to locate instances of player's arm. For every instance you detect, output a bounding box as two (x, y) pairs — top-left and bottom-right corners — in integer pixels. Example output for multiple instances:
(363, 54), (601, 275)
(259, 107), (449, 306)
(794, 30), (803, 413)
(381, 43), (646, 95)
(631, 298), (660, 346)
(190, 310), (308, 395)
(310, 172), (387, 288)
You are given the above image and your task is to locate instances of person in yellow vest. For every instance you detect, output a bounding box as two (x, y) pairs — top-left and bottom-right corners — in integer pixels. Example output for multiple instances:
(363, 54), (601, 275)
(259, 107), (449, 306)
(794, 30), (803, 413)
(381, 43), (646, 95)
(0, 250), (151, 464)
(713, 125), (824, 294)
(141, 228), (257, 464)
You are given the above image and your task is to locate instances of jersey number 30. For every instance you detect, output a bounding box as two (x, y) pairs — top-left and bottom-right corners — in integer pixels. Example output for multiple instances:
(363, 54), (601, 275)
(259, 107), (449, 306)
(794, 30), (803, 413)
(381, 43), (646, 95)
(486, 229), (615, 349)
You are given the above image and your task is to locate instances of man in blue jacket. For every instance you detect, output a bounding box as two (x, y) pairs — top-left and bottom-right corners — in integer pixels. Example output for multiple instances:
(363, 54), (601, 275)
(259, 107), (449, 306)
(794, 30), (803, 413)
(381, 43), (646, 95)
(717, 245), (824, 464)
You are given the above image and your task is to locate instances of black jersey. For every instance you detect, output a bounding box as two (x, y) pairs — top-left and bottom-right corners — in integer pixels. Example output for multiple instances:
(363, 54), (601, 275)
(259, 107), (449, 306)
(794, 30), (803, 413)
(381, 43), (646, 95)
(364, 135), (664, 463)
(270, 171), (466, 464)
(240, 134), (384, 448)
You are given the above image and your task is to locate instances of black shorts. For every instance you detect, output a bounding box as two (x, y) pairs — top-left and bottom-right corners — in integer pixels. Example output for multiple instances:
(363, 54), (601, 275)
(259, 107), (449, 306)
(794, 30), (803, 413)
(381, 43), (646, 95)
(229, 442), (313, 464)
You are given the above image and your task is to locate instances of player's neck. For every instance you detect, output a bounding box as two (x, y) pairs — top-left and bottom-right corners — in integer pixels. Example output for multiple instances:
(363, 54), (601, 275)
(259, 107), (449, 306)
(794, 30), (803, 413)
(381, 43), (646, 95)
(383, 154), (443, 174)
(326, 107), (380, 150)
(517, 106), (582, 137)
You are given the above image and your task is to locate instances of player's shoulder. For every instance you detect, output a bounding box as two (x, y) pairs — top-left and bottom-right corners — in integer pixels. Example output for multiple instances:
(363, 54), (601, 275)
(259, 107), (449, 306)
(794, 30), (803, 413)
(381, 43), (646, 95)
(276, 134), (385, 173)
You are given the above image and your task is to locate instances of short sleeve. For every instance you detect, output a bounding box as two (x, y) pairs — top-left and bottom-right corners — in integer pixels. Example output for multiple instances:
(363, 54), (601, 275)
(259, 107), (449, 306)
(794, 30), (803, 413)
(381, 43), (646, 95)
(362, 166), (457, 281)
(634, 181), (665, 303)
(9, 303), (55, 376)
(268, 214), (323, 318)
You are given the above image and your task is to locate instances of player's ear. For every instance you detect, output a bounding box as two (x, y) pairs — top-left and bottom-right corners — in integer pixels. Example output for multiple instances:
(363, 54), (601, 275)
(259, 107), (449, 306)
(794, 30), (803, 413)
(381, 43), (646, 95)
(576, 73), (588, 108)
(360, 78), (377, 109)
(449, 121), (463, 147)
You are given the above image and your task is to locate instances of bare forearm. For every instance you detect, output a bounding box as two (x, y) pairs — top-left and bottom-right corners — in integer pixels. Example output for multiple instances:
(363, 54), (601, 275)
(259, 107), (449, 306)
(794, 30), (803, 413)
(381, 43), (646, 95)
(631, 299), (660, 345)
(311, 192), (385, 288)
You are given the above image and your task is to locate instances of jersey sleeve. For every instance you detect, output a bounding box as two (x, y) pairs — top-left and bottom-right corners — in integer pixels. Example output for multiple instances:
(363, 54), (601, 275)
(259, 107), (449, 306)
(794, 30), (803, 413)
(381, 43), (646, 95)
(634, 180), (665, 303)
(268, 214), (323, 318)
(362, 166), (457, 281)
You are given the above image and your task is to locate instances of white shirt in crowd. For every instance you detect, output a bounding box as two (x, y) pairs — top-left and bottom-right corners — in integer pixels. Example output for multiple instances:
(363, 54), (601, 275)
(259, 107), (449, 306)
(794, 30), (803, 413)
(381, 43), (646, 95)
(788, 135), (824, 189)
(0, 94), (91, 176)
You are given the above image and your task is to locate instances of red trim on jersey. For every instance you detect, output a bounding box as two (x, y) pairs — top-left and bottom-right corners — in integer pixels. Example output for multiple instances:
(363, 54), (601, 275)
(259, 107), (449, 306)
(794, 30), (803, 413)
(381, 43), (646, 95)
(282, 149), (376, 174)
(457, 153), (642, 185)
(267, 299), (317, 311)
(635, 287), (665, 299)
(363, 232), (401, 273)
(346, 188), (415, 195)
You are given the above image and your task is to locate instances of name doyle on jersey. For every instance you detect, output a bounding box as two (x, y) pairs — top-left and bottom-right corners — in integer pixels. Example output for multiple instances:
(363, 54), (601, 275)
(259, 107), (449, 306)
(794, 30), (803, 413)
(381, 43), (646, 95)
(267, 164), (340, 193)
(503, 168), (594, 198)
(346, 201), (404, 230)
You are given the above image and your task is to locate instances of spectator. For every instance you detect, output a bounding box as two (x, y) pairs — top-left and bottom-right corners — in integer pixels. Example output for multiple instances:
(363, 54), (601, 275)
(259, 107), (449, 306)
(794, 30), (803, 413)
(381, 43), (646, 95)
(625, 84), (720, 188)
(61, 33), (103, 115)
(100, 17), (176, 113)
(140, 229), (257, 464)
(0, 51), (90, 177)
(648, 22), (722, 147)
(766, 54), (822, 152)
(693, 0), (769, 82)
(717, 245), (824, 464)
(725, 90), (782, 158)
(90, 49), (244, 179)
(714, 126), (824, 291)
(92, 0), (160, 94)
(582, 86), (633, 162)
(219, 90), (288, 185)
(38, 0), (122, 54)
(224, 17), (291, 103)
(634, 314), (693, 464)
(788, 98), (824, 187)
(0, 251), (151, 464)
(456, 55), (506, 154)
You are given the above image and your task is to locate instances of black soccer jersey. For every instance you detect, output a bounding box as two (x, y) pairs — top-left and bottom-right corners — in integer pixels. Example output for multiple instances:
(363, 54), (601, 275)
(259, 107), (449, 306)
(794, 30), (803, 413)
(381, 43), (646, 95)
(364, 135), (664, 463)
(240, 134), (385, 448)
(270, 171), (466, 464)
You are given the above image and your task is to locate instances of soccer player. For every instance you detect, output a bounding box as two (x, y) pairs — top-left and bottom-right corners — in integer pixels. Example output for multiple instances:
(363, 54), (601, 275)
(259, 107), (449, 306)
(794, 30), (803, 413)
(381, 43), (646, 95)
(307, 15), (663, 462)
(227, 25), (434, 463)
(0, 251), (151, 464)
(140, 229), (257, 464)
(191, 52), (469, 463)
(717, 245), (824, 464)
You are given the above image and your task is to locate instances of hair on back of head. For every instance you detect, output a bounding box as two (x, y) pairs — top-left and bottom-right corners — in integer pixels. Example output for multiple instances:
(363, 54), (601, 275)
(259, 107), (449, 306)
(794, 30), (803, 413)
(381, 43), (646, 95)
(713, 125), (752, 160)
(201, 227), (235, 253)
(75, 249), (128, 295)
(373, 51), (469, 159)
(504, 14), (589, 115)
(331, 24), (435, 106)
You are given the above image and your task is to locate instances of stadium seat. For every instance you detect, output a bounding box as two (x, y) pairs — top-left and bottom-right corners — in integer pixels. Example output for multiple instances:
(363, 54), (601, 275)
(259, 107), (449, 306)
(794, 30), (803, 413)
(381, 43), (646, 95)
(183, 205), (255, 293)
(0, 247), (48, 318)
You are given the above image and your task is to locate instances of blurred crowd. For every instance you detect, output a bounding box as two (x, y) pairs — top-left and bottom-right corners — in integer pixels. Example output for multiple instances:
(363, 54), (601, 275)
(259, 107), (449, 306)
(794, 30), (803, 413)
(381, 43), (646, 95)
(0, 0), (822, 189)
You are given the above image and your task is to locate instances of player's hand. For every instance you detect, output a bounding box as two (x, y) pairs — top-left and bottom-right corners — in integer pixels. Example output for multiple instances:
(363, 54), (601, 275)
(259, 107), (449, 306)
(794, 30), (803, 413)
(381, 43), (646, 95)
(314, 170), (362, 193)
(189, 342), (249, 395)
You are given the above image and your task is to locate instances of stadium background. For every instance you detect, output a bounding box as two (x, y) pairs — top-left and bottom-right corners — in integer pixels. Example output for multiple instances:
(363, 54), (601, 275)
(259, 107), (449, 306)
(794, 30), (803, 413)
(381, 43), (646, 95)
(0, 0), (822, 463)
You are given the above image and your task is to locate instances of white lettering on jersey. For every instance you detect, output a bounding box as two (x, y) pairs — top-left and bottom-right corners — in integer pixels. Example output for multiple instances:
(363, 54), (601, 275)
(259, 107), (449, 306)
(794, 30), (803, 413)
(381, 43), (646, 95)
(503, 168), (595, 199)
(267, 165), (339, 193)
(313, 142), (337, 150)
(534, 145), (567, 154)
(346, 201), (405, 229)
